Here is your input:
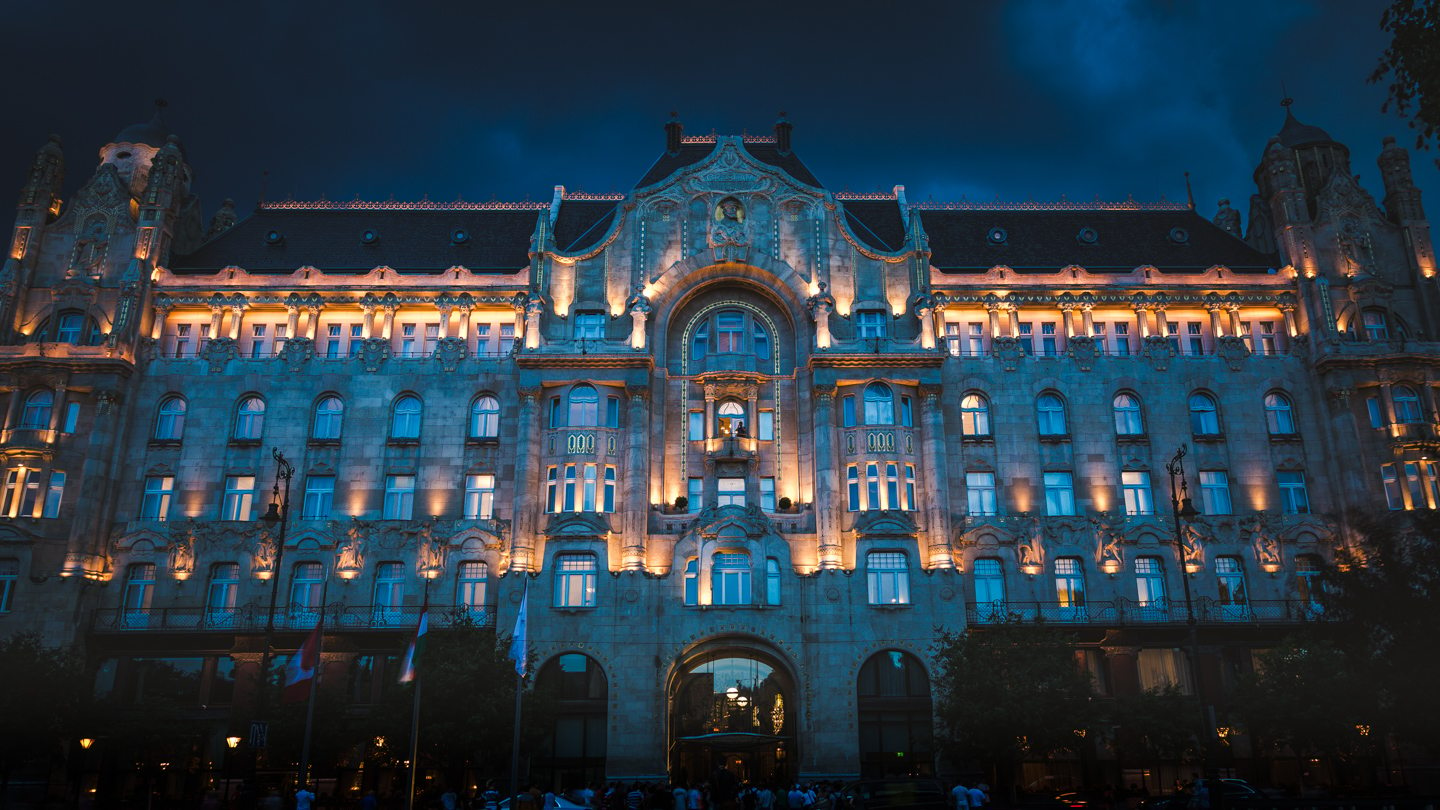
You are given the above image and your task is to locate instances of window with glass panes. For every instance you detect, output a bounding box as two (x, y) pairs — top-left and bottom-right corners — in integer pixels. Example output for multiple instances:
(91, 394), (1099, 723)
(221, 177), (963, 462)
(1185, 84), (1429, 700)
(391, 396), (422, 439)
(1215, 556), (1248, 606)
(766, 558), (781, 605)
(464, 474), (495, 519)
(289, 562), (324, 619)
(155, 397), (186, 440)
(717, 478), (745, 507)
(313, 396), (343, 439)
(554, 554), (597, 607)
(1044, 472), (1075, 516)
(1264, 392), (1296, 434)
(123, 563), (156, 623)
(960, 394), (990, 435)
(42, 471), (64, 519)
(760, 478), (776, 511)
(1134, 557), (1166, 607)
(1121, 471), (1154, 515)
(0, 559), (16, 612)
(973, 558), (1006, 609)
(456, 561), (488, 617)
(372, 562), (405, 624)
(206, 563), (240, 624)
(234, 397), (265, 439)
(1054, 557), (1086, 608)
(383, 475), (416, 520)
(1198, 471), (1232, 515)
(966, 471), (997, 515)
(544, 464), (616, 513)
(470, 396), (500, 438)
(1277, 471), (1310, 514)
(302, 475), (335, 520)
(140, 475), (174, 521)
(221, 475), (256, 521)
(856, 310), (887, 339)
(863, 383), (894, 425)
(712, 552), (752, 605)
(866, 551), (909, 605)
(1113, 393), (1143, 435)
(683, 558), (699, 605)
(1037, 393), (1067, 435)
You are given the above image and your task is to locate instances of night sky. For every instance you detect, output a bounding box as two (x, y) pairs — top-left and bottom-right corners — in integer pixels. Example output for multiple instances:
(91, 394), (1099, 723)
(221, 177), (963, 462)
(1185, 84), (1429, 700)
(3, 0), (1436, 235)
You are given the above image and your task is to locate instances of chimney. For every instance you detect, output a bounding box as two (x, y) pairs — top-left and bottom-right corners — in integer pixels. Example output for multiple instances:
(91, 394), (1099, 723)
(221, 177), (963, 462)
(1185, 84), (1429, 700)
(665, 112), (683, 155)
(774, 111), (792, 154)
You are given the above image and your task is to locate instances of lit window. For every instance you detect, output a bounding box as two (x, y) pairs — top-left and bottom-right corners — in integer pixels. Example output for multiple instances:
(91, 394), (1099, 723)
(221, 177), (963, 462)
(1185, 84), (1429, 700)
(864, 383), (895, 425)
(140, 475), (174, 521)
(155, 397), (186, 440)
(1277, 471), (1309, 514)
(1113, 393), (1143, 435)
(1188, 393), (1220, 436)
(1043, 472), (1075, 516)
(464, 474), (495, 519)
(234, 396), (265, 440)
(221, 475), (256, 521)
(1054, 557), (1086, 616)
(966, 471), (997, 515)
(1215, 556), (1249, 614)
(961, 394), (990, 436)
(554, 553), (597, 608)
(1037, 393), (1067, 436)
(712, 552), (752, 605)
(1295, 555), (1324, 610)
(1264, 392), (1296, 434)
(313, 396), (343, 440)
(1198, 471), (1232, 515)
(1134, 557), (1167, 609)
(383, 474), (415, 520)
(456, 561), (489, 620)
(567, 385), (599, 426)
(717, 400), (746, 436)
(866, 551), (909, 605)
(1120, 471), (1154, 516)
(391, 395), (422, 439)
(302, 475), (335, 520)
(471, 396), (500, 438)
(717, 478), (745, 507)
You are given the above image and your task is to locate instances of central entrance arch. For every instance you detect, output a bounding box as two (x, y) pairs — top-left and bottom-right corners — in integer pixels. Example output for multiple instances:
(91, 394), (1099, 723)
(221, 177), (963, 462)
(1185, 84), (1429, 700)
(668, 641), (796, 787)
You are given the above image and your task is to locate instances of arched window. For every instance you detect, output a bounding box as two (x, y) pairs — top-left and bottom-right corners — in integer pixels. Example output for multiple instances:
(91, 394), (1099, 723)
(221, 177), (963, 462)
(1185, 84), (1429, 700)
(534, 654), (609, 783)
(154, 396), (187, 441)
(1134, 557), (1167, 613)
(1036, 392), (1067, 436)
(753, 322), (771, 361)
(312, 396), (343, 440)
(391, 395), (422, 439)
(857, 651), (934, 778)
(55, 311), (86, 344)
(716, 400), (746, 437)
(471, 395), (500, 438)
(960, 394), (990, 436)
(1393, 385), (1424, 424)
(972, 558), (1006, 623)
(567, 385), (599, 427)
(863, 383), (895, 425)
(1113, 393), (1144, 435)
(1054, 557), (1086, 620)
(866, 551), (909, 605)
(554, 553), (598, 608)
(234, 396), (265, 440)
(456, 561), (489, 620)
(1361, 309), (1390, 341)
(1188, 392), (1220, 436)
(1264, 392), (1296, 434)
(19, 391), (52, 430)
(711, 552), (752, 605)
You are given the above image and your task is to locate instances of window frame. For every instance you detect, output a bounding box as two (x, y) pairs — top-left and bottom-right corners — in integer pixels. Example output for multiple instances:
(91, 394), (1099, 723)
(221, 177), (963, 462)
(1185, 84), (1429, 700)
(553, 553), (598, 608)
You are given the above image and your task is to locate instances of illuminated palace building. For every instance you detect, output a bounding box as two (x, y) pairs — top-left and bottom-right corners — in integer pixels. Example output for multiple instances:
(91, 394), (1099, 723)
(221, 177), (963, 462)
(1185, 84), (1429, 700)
(0, 110), (1435, 788)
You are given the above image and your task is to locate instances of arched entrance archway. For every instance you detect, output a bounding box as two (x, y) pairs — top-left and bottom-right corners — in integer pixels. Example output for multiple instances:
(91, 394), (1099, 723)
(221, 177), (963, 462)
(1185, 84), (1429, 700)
(857, 650), (934, 777)
(533, 653), (608, 789)
(668, 644), (795, 788)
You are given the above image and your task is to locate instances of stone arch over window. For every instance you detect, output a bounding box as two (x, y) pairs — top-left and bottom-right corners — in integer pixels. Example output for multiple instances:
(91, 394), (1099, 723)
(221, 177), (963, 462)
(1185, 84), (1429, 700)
(856, 649), (934, 777)
(1263, 390), (1297, 434)
(233, 395), (265, 440)
(1036, 391), (1068, 436)
(533, 652), (609, 787)
(154, 395), (187, 441)
(567, 384), (599, 427)
(863, 382), (895, 426)
(470, 394), (501, 438)
(670, 287), (793, 378)
(1188, 391), (1221, 436)
(1392, 385), (1424, 424)
(312, 394), (343, 440)
(31, 309), (101, 345)
(390, 393), (422, 439)
(18, 390), (53, 430)
(1112, 391), (1144, 435)
(960, 391), (991, 436)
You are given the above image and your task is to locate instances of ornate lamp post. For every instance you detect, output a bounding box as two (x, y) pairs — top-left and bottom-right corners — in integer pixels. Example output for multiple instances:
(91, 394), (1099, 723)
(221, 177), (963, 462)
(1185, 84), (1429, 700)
(224, 736), (241, 807)
(250, 448), (294, 788)
(1165, 446), (1223, 808)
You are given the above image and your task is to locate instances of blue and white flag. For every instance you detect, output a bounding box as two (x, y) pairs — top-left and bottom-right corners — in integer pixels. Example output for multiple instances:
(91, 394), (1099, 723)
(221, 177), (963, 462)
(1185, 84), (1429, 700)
(508, 581), (528, 677)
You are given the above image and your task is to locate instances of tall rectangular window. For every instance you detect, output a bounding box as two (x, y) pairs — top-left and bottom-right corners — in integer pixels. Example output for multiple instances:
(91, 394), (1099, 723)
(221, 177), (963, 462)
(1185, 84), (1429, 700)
(0, 559), (17, 613)
(582, 464), (598, 512)
(841, 395), (856, 428)
(688, 411), (704, 441)
(302, 475), (334, 520)
(383, 474), (416, 520)
(866, 462), (881, 510)
(423, 324), (440, 355)
(1039, 322), (1060, 356)
(465, 474), (495, 519)
(554, 554), (597, 608)
(603, 466), (616, 513)
(42, 471), (65, 519)
(717, 478), (745, 507)
(760, 477), (776, 511)
(944, 322), (961, 356)
(457, 561), (488, 619)
(1277, 471), (1310, 514)
(173, 323), (193, 357)
(221, 475), (256, 521)
(1017, 322), (1034, 355)
(1198, 470), (1232, 515)
(712, 552), (752, 605)
(900, 397), (913, 427)
(0, 470), (20, 517)
(249, 324), (268, 358)
(866, 551), (910, 605)
(1043, 472), (1075, 516)
(372, 562), (405, 626)
(562, 465), (577, 511)
(499, 323), (516, 354)
(140, 475), (174, 521)
(19, 476), (40, 519)
(1381, 463), (1405, 510)
(206, 563), (240, 626)
(758, 410), (775, 441)
(1186, 321), (1205, 355)
(967, 472), (997, 515)
(847, 465), (861, 512)
(687, 477), (702, 513)
(1120, 471), (1154, 516)
(63, 402), (79, 433)
(475, 323), (493, 355)
(325, 324), (343, 359)
(399, 323), (417, 356)
(1113, 322), (1131, 355)
(545, 467), (558, 513)
(885, 463), (900, 511)
(904, 464), (916, 511)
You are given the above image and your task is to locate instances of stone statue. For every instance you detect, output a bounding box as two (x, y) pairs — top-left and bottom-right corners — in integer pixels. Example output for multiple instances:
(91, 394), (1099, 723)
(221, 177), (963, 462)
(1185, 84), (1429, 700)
(708, 196), (749, 259)
(806, 281), (836, 350)
(1335, 221), (1373, 277)
(253, 530), (278, 577)
(626, 283), (651, 350)
(1214, 199), (1241, 238)
(336, 525), (364, 574)
(523, 291), (544, 350)
(1181, 523), (1206, 568)
(168, 533), (194, 579)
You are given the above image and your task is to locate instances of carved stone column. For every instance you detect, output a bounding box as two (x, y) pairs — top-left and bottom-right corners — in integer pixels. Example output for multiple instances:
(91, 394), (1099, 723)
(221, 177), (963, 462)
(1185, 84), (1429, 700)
(986, 302), (1003, 339)
(1225, 304), (1243, 338)
(704, 389), (717, 440)
(361, 302), (377, 339)
(436, 304), (453, 340)
(1152, 305), (1169, 339)
(380, 305), (397, 341)
(1206, 303), (1226, 338)
(207, 305), (224, 341)
(457, 305), (473, 342)
(1279, 302), (1299, 339)
(917, 304), (936, 350)
(1131, 301), (1151, 338)
(1080, 303), (1095, 336)
(509, 387), (544, 573)
(150, 298), (173, 341)
(622, 386), (649, 571)
(1005, 303), (1020, 338)
(813, 384), (842, 569)
(919, 385), (953, 568)
(304, 305), (323, 340)
(47, 379), (68, 436)
(285, 305), (300, 341)
(1058, 302), (1077, 338)
(3, 387), (21, 431)
(227, 304), (245, 340)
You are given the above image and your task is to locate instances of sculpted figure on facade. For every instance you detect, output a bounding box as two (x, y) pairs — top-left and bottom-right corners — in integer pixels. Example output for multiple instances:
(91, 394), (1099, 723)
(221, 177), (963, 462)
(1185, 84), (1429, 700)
(523, 290), (544, 350)
(806, 281), (836, 350)
(336, 523), (365, 576)
(708, 196), (749, 260)
(168, 531), (195, 579)
(626, 283), (651, 350)
(1214, 198), (1241, 238)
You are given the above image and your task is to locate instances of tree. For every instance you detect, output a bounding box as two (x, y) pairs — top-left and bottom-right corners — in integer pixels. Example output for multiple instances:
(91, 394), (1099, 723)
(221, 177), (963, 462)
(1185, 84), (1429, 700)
(1229, 636), (1375, 766)
(1106, 685), (1200, 768)
(933, 624), (1097, 798)
(1322, 510), (1440, 755)
(0, 633), (85, 798)
(1371, 0), (1440, 165)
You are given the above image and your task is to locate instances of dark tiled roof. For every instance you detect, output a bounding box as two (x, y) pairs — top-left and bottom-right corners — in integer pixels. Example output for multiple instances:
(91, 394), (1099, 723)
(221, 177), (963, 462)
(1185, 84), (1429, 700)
(634, 141), (822, 188)
(919, 209), (1279, 274)
(553, 200), (619, 252)
(842, 200), (907, 251)
(172, 208), (538, 274)
(1277, 109), (1336, 149)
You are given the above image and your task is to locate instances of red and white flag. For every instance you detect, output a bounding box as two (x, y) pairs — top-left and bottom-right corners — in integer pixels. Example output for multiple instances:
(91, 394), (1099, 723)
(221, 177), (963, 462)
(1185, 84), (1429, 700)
(282, 626), (322, 703)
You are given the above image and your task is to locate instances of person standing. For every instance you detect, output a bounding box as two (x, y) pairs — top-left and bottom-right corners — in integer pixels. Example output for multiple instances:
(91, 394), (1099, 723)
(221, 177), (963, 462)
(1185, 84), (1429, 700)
(295, 785), (316, 810)
(950, 785), (969, 810)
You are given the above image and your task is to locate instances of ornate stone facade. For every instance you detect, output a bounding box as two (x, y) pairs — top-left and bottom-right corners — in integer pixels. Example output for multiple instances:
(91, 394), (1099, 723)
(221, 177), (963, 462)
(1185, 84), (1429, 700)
(0, 110), (1435, 785)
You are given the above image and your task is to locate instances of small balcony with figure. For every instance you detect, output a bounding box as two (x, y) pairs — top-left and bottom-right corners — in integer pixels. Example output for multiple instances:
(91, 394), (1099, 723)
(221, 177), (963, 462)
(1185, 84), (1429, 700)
(691, 397), (766, 467)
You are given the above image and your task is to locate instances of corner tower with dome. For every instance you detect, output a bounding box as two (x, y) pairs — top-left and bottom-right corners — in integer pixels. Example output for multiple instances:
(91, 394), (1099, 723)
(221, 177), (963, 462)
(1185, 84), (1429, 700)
(0, 108), (1433, 790)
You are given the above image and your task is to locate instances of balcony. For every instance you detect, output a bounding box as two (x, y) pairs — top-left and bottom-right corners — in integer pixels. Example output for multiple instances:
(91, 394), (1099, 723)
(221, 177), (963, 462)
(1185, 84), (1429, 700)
(1384, 421), (1440, 452)
(0, 427), (56, 452)
(702, 435), (758, 462)
(965, 597), (1326, 627)
(90, 604), (496, 633)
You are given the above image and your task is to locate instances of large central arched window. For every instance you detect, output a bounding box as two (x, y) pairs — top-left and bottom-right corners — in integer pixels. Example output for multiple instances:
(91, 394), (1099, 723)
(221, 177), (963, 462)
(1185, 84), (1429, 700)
(691, 308), (773, 361)
(863, 383), (895, 425)
(568, 384), (599, 427)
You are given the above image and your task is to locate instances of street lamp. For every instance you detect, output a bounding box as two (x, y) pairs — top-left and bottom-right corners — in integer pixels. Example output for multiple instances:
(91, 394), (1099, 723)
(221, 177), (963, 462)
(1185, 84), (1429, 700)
(252, 448), (294, 787)
(1165, 445), (1222, 809)
(224, 736), (241, 807)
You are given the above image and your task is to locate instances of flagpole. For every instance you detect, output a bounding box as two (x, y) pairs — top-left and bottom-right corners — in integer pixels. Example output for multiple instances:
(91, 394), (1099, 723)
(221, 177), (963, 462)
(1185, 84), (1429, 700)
(507, 578), (529, 810)
(297, 577), (328, 790)
(405, 578), (431, 810)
